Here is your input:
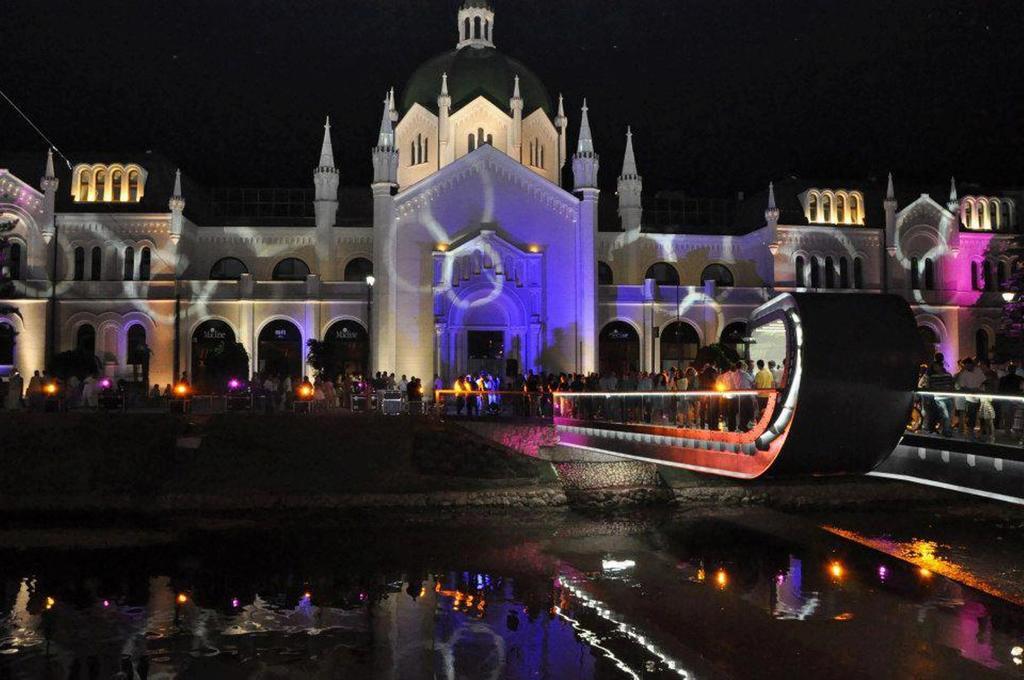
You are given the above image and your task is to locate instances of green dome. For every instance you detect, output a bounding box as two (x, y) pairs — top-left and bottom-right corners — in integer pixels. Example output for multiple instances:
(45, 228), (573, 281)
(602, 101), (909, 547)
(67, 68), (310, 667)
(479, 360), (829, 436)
(401, 47), (554, 118)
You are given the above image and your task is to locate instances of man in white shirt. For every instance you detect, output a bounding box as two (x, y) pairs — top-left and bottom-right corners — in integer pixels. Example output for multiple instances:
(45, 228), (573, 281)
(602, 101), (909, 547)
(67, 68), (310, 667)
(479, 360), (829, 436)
(955, 358), (986, 438)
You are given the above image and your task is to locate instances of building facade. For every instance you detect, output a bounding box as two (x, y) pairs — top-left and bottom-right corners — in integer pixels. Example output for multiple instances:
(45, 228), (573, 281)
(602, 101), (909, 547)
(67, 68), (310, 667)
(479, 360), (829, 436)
(1, 0), (1020, 389)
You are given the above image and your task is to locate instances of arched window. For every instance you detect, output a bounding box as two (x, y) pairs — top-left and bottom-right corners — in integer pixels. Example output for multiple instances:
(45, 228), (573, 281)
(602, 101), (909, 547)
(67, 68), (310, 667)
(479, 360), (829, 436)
(127, 324), (148, 365)
(807, 193), (818, 222)
(139, 247), (151, 281)
(79, 170), (91, 201)
(963, 201), (973, 228)
(127, 170), (140, 201)
(982, 260), (993, 290)
(839, 257), (849, 288)
(484, 19), (490, 40)
(853, 257), (864, 289)
(464, 17), (470, 39)
(924, 258), (935, 290)
(343, 257), (374, 282)
(7, 243), (21, 281)
(971, 261), (979, 290)
(836, 194), (846, 223)
(209, 257), (248, 281)
(73, 246), (85, 281)
(810, 257), (821, 288)
(976, 328), (990, 363)
(660, 321), (700, 370)
(0, 321), (14, 365)
(410, 141), (416, 164)
(795, 255), (806, 287)
(272, 258), (310, 281)
(110, 170), (123, 201)
(468, 133), (476, 152)
(645, 262), (679, 286)
(76, 323), (96, 355)
(701, 264), (734, 287)
(94, 169), (106, 201)
(90, 246), (102, 280)
(123, 246), (135, 281)
(909, 257), (920, 290)
(822, 195), (832, 222)
(977, 200), (989, 229)
(849, 194), (860, 223)
(1001, 202), (1011, 230)
(824, 256), (835, 288)
(597, 261), (614, 285)
(424, 137), (429, 164)
(474, 15), (481, 39)
(540, 145), (544, 168)
(990, 201), (999, 230)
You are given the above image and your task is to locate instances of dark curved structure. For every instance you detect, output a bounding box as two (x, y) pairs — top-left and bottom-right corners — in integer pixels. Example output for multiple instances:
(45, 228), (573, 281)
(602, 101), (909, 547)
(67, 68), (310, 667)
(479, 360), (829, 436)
(555, 293), (920, 478)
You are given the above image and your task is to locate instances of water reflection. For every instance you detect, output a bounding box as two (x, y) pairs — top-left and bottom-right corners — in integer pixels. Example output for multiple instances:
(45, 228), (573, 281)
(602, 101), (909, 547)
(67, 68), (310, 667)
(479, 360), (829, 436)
(0, 513), (1022, 678)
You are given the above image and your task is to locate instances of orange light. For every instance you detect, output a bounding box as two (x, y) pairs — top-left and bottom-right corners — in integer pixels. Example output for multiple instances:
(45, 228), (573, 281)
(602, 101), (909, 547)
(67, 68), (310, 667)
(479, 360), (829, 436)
(830, 561), (844, 579)
(436, 243), (449, 252)
(298, 385), (313, 399)
(44, 383), (57, 395)
(919, 567), (932, 578)
(174, 383), (188, 396)
(176, 593), (188, 605)
(528, 244), (541, 253)
(715, 569), (728, 588)
(696, 567), (706, 582)
(303, 591), (312, 599)
(45, 596), (55, 610)
(714, 381), (727, 392)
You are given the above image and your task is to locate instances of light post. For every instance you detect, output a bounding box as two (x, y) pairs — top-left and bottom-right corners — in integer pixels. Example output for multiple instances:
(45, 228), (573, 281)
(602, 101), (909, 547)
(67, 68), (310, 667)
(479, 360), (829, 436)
(365, 275), (375, 375)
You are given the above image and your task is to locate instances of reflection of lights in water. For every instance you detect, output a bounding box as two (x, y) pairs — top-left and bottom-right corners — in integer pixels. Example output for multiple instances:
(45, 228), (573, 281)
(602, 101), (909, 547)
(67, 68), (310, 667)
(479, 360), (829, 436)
(1012, 646), (1022, 664)
(558, 577), (692, 678)
(601, 559), (636, 573)
(919, 567), (932, 579)
(829, 561), (844, 580)
(176, 593), (188, 605)
(715, 569), (728, 589)
(44, 596), (55, 610)
(878, 565), (888, 582)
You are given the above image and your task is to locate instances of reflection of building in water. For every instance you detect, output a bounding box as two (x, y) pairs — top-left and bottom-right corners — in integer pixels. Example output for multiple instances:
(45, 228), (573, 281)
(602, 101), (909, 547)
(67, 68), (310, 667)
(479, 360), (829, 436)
(1, 0), (1021, 386)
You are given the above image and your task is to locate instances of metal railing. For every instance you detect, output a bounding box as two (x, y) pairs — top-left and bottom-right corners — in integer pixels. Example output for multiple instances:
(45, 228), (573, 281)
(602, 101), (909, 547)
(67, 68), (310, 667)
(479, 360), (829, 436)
(909, 390), (1024, 448)
(551, 390), (779, 436)
(434, 389), (552, 418)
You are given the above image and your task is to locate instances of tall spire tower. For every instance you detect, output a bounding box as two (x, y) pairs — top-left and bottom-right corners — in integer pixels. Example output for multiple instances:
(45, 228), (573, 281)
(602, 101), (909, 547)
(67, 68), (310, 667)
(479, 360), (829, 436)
(39, 148), (58, 244)
(572, 99), (598, 191)
(314, 116), (340, 243)
(617, 127), (642, 234)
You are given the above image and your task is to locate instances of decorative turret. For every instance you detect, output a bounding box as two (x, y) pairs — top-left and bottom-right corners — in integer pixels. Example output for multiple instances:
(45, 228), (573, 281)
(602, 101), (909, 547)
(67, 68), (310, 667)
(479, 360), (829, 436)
(169, 169), (185, 244)
(572, 99), (599, 191)
(457, 0), (495, 50)
(372, 92), (399, 187)
(314, 116), (339, 231)
(765, 182), (780, 254)
(616, 127), (642, 233)
(39, 148), (58, 244)
(884, 172), (897, 255)
(554, 94), (568, 180)
(438, 73), (452, 167)
(947, 176), (959, 213)
(510, 75), (523, 161)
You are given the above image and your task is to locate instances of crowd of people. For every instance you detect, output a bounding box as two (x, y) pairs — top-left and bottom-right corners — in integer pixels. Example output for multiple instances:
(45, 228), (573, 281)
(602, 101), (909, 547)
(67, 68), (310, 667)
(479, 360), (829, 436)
(917, 352), (1024, 443)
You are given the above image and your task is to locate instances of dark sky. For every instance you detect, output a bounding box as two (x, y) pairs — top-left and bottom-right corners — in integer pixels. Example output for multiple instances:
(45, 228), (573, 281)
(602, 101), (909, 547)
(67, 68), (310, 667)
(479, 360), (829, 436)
(4, 0), (1023, 195)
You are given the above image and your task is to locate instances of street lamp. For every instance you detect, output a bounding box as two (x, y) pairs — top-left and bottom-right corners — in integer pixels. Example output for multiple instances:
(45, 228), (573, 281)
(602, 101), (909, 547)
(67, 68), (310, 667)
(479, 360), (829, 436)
(366, 275), (375, 375)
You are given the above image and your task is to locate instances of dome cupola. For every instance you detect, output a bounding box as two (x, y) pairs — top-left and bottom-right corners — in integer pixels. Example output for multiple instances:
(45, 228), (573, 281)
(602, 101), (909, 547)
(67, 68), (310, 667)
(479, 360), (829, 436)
(457, 0), (495, 49)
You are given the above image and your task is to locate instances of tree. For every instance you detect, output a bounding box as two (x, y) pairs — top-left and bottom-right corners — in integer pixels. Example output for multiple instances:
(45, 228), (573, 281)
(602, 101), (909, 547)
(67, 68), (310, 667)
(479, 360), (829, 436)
(52, 348), (101, 381)
(306, 338), (338, 381)
(197, 341), (249, 392)
(693, 343), (741, 371)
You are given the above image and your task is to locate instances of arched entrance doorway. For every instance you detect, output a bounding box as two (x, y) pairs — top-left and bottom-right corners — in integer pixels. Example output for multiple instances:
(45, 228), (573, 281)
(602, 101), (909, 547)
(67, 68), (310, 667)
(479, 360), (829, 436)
(323, 319), (369, 379)
(259, 319), (303, 380)
(0, 321), (14, 369)
(917, 326), (939, 365)
(975, 328), (990, 363)
(720, 322), (749, 359)
(191, 320), (236, 392)
(660, 321), (700, 371)
(599, 321), (639, 376)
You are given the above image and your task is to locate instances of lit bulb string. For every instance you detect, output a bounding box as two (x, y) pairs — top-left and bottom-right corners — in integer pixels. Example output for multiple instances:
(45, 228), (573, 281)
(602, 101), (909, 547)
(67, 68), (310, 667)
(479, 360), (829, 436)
(0, 86), (73, 170)
(558, 576), (692, 679)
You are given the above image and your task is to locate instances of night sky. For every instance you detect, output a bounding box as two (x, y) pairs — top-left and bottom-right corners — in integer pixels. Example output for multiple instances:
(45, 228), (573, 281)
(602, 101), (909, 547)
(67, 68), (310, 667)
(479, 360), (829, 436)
(4, 0), (1023, 195)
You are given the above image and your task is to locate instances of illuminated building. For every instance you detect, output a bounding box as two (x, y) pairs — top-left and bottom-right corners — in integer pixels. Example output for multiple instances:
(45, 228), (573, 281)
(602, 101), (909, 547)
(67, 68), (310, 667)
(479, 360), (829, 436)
(0, 0), (1020, 386)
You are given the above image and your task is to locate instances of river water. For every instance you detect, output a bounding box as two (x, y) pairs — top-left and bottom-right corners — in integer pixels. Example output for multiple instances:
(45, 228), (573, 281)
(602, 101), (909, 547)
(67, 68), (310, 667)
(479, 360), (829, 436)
(1, 508), (1022, 679)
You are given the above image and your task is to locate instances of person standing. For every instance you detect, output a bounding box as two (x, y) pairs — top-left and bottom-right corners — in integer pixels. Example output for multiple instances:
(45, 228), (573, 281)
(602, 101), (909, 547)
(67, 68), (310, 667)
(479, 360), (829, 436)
(927, 354), (954, 437)
(5, 370), (23, 410)
(955, 358), (986, 439)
